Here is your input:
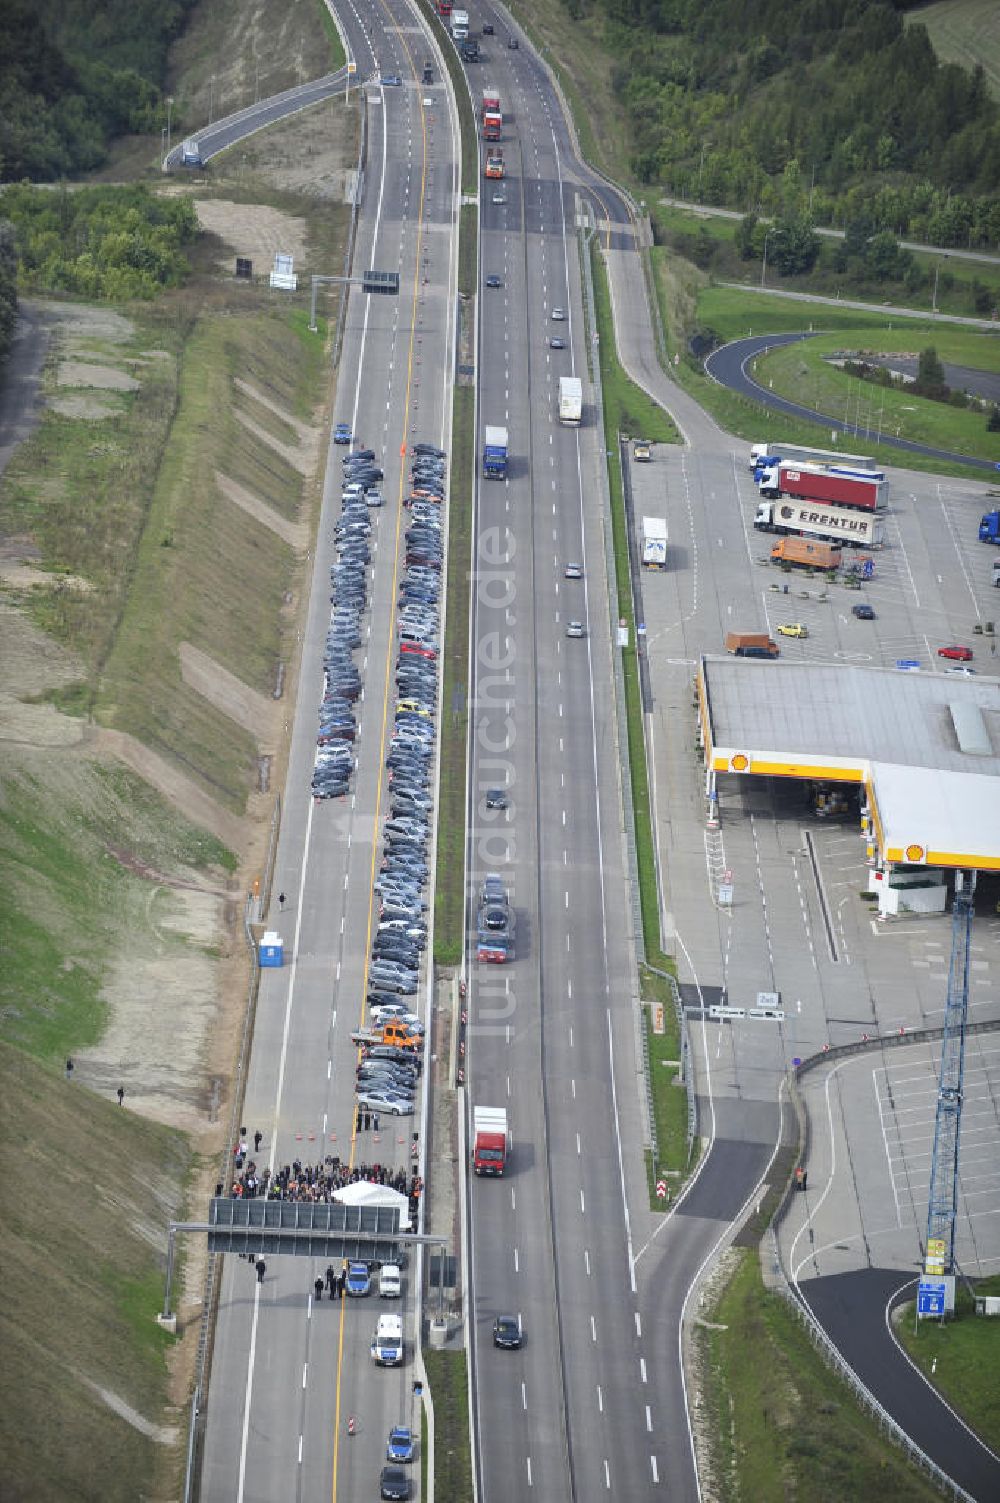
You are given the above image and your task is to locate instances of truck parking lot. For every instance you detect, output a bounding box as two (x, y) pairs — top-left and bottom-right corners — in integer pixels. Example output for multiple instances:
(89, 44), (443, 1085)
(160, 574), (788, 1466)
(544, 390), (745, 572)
(626, 440), (1000, 1279)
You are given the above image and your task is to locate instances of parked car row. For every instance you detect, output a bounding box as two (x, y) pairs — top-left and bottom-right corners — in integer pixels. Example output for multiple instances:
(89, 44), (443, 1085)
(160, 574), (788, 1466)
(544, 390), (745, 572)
(312, 440), (384, 799)
(369, 443), (446, 1018)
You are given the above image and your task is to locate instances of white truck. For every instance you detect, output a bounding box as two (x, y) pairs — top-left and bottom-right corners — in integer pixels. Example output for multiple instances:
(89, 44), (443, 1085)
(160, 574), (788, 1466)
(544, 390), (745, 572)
(641, 516), (668, 568)
(451, 8), (470, 39)
(754, 498), (883, 549)
(558, 376), (583, 425)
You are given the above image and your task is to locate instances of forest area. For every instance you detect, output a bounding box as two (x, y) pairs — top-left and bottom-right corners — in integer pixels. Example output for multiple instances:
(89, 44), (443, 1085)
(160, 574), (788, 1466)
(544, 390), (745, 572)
(578, 0), (1000, 248)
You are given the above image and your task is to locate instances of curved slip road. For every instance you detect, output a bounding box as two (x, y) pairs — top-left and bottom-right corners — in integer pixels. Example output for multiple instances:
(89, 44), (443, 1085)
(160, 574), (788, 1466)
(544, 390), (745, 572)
(706, 332), (1000, 474)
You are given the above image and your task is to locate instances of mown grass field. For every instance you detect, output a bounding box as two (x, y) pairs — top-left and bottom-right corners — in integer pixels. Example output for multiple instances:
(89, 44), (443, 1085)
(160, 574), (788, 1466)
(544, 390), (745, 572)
(698, 1251), (944, 1503)
(908, 0), (1000, 101)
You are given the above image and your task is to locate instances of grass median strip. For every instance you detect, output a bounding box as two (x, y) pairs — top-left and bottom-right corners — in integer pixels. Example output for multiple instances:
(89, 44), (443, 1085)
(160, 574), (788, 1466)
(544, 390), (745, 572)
(421, 1349), (472, 1501)
(590, 241), (676, 973)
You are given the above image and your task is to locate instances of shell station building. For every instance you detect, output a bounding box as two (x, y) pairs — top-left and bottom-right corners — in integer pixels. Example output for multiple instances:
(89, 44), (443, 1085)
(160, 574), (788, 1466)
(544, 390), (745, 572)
(697, 659), (1000, 913)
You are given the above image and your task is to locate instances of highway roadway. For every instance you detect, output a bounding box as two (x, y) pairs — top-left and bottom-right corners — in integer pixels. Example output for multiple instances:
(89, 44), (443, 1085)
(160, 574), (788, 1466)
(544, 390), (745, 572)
(199, 3), (458, 1498)
(462, 7), (774, 1500)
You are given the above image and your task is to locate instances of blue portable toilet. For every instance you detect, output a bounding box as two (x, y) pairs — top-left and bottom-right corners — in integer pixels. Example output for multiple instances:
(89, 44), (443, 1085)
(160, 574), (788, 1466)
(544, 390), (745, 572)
(259, 930), (284, 967)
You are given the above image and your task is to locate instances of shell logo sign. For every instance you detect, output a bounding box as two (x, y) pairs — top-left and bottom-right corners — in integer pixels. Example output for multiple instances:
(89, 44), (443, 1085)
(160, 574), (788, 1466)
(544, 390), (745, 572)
(905, 843), (926, 864)
(730, 752), (750, 773)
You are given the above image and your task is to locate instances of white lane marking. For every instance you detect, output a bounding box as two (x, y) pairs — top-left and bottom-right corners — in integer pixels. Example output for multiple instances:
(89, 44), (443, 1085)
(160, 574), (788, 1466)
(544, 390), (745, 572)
(591, 1314), (597, 1342)
(514, 1247), (520, 1273)
(526, 1458), (532, 1486)
(584, 1248), (591, 1276)
(635, 1311), (641, 1338)
(645, 1405), (653, 1432)
(604, 1460), (611, 1489)
(651, 1456), (659, 1482)
(597, 1385), (603, 1412)
(580, 1189), (586, 1213)
(298, 1435), (303, 1464)
(302, 1362), (308, 1389)
(522, 1382), (528, 1410)
(640, 1357), (647, 1383)
(576, 1132), (581, 1155)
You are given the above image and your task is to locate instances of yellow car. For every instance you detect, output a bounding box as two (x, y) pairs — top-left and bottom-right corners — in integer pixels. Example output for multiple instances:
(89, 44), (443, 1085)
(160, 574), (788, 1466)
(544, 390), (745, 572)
(396, 700), (432, 717)
(777, 623), (809, 639)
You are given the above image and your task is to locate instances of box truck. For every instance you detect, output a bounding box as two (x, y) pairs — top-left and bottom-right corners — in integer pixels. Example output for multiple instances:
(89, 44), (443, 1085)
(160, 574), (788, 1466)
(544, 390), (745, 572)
(473, 1106), (509, 1175)
(558, 376), (582, 424)
(770, 536), (842, 571)
(641, 516), (668, 568)
(725, 631), (779, 658)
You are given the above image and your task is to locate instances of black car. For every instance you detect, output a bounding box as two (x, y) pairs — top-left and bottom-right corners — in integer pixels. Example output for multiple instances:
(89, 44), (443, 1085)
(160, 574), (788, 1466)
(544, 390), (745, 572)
(380, 1465), (412, 1501)
(485, 274), (502, 288)
(852, 603), (876, 620)
(493, 1314), (522, 1348)
(483, 21), (494, 33)
(412, 442), (445, 459)
(507, 35), (518, 48)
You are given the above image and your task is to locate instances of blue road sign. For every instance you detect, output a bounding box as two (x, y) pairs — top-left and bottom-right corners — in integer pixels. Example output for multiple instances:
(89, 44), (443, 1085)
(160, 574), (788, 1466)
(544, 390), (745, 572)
(896, 659), (921, 671)
(918, 1279), (947, 1316)
(862, 558), (874, 579)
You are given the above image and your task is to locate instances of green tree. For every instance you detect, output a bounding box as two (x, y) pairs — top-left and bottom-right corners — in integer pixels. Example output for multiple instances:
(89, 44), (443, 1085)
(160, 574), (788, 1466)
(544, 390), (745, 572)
(770, 215), (820, 275)
(734, 212), (758, 261)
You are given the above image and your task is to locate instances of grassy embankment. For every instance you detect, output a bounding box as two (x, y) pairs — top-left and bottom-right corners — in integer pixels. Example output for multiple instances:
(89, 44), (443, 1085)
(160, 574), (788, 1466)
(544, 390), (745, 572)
(697, 1250), (944, 1502)
(0, 760), (234, 1500)
(895, 1276), (1000, 1453)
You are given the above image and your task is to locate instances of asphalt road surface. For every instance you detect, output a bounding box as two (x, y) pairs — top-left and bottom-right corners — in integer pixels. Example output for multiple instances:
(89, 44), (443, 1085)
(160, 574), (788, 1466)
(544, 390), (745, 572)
(163, 69), (349, 170)
(199, 6), (458, 1498)
(706, 332), (1000, 473)
(465, 7), (780, 1500)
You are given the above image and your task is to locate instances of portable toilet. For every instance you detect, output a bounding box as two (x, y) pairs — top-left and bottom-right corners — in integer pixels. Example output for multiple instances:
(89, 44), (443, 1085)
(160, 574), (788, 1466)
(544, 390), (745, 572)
(259, 930), (284, 967)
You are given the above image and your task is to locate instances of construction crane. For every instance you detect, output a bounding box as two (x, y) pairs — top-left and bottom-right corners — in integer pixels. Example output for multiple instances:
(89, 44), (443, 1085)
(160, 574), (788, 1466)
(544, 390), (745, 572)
(925, 869), (976, 1276)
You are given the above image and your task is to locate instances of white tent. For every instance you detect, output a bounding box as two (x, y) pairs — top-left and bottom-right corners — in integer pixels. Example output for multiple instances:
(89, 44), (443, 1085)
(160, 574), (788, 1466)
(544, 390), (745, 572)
(333, 1181), (411, 1230)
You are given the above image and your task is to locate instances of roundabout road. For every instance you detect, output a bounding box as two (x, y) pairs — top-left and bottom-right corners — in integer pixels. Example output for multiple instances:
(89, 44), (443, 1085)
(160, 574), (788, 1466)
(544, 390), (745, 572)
(705, 332), (1000, 474)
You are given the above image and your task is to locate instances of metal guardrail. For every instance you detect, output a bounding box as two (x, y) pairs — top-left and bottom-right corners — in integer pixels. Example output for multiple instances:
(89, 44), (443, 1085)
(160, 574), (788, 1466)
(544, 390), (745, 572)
(182, 794), (282, 1503)
(579, 225), (645, 968)
(333, 105), (368, 368)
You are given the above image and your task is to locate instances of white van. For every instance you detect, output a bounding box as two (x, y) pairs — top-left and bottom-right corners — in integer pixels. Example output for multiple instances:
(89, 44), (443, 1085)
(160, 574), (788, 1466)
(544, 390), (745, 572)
(371, 1312), (404, 1365)
(379, 1263), (401, 1298)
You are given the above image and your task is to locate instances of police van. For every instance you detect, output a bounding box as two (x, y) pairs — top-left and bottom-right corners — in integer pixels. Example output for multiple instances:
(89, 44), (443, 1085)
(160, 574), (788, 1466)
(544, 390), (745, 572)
(371, 1313), (404, 1366)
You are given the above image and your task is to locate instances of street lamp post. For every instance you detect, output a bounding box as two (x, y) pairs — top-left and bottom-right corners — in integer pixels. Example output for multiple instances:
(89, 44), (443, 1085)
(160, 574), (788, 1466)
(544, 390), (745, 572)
(209, 75), (216, 124)
(166, 96), (173, 162)
(761, 228), (774, 289)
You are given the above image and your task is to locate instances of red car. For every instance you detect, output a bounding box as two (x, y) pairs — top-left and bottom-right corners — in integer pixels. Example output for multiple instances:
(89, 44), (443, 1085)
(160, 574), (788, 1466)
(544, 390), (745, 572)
(938, 645), (973, 662)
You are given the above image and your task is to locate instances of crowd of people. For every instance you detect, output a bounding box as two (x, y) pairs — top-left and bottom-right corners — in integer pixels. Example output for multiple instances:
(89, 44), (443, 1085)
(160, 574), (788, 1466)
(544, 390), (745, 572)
(221, 1144), (423, 1225)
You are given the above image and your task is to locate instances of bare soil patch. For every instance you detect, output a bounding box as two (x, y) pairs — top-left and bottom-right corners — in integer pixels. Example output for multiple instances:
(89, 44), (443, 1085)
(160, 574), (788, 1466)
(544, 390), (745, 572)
(49, 393), (123, 420)
(194, 198), (309, 271)
(214, 470), (309, 549)
(57, 361), (140, 391)
(179, 641), (278, 742)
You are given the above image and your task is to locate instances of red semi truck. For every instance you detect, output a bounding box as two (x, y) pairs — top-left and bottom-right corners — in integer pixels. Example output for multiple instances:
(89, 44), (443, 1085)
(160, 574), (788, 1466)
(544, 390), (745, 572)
(473, 1106), (509, 1175)
(481, 88), (502, 140)
(757, 462), (887, 512)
